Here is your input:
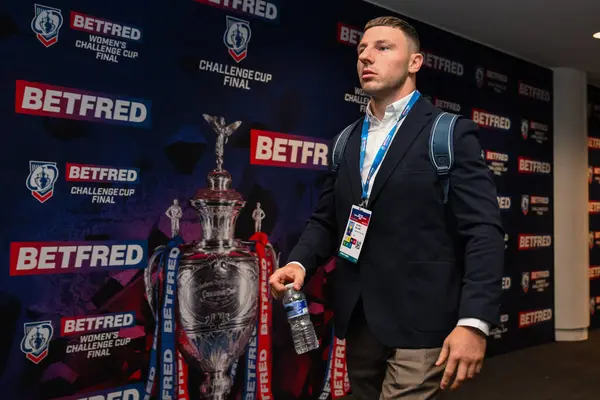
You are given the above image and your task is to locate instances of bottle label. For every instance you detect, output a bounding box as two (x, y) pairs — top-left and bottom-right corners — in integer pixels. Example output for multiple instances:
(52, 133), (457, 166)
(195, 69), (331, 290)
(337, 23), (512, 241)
(284, 299), (308, 319)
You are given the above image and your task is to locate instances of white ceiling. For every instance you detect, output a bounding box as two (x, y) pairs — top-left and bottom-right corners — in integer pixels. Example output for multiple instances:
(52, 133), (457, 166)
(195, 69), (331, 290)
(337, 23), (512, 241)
(366, 0), (600, 87)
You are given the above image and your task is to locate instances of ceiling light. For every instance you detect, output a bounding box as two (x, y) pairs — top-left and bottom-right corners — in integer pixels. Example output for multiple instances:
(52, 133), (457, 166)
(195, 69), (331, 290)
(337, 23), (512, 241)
(594, 32), (600, 39)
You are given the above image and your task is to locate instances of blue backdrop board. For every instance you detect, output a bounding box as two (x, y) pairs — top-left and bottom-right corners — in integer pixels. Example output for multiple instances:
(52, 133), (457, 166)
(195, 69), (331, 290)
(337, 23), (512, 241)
(1, 0), (554, 399)
(588, 84), (600, 328)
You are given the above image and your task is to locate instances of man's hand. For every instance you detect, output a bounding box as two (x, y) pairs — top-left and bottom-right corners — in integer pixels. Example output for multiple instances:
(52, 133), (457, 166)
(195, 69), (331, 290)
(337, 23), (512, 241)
(435, 326), (486, 391)
(268, 263), (306, 299)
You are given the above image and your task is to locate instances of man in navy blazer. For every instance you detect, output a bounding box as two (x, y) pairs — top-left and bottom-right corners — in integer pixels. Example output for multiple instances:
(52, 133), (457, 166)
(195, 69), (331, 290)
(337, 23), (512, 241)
(269, 16), (504, 400)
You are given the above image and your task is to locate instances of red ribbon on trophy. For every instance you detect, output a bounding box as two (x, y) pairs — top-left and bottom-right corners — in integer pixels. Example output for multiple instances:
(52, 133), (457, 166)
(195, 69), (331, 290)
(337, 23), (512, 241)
(319, 328), (351, 399)
(244, 231), (274, 400)
(177, 351), (189, 400)
(331, 336), (350, 399)
(319, 258), (351, 399)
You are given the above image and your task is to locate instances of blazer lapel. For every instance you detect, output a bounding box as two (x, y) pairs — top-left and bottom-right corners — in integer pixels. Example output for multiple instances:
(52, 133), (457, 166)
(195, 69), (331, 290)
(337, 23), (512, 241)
(366, 98), (434, 207)
(342, 118), (363, 205)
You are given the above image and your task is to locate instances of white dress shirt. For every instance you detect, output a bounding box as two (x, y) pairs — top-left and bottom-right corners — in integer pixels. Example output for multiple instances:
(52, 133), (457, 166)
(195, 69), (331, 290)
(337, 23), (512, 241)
(290, 91), (490, 336)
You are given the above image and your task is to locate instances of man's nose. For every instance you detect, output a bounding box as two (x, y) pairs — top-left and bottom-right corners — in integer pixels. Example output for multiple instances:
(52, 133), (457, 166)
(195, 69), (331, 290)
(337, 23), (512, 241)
(358, 48), (374, 64)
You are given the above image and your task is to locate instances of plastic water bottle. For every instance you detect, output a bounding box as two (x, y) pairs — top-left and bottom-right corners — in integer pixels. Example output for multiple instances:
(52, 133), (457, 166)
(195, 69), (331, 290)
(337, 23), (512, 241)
(282, 283), (319, 354)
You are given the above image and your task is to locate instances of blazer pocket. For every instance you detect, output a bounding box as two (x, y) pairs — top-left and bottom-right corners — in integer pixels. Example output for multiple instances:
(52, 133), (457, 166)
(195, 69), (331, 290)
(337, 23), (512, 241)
(404, 261), (459, 332)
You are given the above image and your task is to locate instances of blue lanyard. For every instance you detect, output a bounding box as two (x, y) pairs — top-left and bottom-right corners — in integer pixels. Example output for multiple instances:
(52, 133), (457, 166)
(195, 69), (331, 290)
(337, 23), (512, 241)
(359, 91), (420, 206)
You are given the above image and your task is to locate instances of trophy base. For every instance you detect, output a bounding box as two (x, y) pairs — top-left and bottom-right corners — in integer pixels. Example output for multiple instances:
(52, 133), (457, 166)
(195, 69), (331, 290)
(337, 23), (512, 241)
(199, 371), (231, 400)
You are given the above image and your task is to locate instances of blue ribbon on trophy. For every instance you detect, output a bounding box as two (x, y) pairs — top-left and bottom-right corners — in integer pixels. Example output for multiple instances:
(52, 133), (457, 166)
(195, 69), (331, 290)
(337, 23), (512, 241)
(143, 202), (184, 400)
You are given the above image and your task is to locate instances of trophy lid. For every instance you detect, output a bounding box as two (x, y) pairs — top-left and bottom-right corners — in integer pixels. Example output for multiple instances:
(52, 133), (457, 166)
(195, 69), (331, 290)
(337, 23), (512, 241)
(190, 167), (246, 248)
(192, 168), (244, 202)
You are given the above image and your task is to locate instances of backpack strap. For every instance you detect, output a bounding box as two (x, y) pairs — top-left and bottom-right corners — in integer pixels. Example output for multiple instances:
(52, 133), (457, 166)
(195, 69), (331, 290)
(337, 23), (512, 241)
(330, 117), (363, 174)
(429, 112), (460, 204)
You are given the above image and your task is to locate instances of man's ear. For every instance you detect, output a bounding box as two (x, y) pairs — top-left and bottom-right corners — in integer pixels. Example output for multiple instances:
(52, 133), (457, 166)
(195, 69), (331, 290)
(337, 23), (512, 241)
(409, 52), (423, 74)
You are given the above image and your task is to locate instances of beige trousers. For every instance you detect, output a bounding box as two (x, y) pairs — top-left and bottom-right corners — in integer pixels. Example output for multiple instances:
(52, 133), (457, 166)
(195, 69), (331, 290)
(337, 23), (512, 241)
(345, 301), (447, 400)
(378, 347), (445, 400)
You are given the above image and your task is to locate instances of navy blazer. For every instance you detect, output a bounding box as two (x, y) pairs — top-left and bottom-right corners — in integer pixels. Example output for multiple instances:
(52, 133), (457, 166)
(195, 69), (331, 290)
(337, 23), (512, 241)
(287, 97), (505, 349)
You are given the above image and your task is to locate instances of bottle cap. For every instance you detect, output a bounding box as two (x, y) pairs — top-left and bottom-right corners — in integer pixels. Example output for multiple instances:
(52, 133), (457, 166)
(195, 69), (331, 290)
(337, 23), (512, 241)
(285, 283), (295, 290)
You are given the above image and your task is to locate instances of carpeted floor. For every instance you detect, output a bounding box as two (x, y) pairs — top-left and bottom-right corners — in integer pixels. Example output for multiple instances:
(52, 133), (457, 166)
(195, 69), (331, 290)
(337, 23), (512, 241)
(443, 328), (600, 400)
(339, 329), (600, 400)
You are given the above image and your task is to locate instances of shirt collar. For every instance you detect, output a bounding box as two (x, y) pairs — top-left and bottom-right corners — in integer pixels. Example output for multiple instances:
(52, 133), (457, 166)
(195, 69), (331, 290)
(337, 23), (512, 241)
(365, 90), (416, 125)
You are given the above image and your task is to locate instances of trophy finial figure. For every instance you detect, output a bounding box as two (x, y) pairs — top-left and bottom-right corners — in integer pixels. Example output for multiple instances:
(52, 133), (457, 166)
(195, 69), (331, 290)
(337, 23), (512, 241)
(165, 198), (183, 237)
(203, 114), (242, 171)
(252, 202), (266, 233)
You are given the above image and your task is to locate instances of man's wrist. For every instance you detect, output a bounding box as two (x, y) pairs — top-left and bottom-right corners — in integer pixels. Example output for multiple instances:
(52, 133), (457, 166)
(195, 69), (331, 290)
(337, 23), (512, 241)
(457, 318), (490, 337)
(287, 261), (306, 274)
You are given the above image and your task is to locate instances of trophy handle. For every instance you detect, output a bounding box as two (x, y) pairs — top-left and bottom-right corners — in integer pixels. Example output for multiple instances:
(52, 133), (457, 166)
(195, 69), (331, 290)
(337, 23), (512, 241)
(265, 243), (280, 270)
(144, 245), (166, 317)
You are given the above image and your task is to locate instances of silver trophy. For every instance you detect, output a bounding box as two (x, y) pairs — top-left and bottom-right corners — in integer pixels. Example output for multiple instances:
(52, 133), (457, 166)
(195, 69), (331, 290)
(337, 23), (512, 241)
(145, 115), (259, 399)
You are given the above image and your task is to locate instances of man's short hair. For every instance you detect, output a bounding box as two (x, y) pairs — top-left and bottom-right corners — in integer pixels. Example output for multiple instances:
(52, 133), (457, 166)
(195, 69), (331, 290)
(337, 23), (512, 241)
(364, 16), (420, 53)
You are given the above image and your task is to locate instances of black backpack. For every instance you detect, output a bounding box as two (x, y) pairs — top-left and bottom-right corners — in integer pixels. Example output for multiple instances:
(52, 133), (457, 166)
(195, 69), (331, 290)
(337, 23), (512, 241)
(329, 112), (461, 204)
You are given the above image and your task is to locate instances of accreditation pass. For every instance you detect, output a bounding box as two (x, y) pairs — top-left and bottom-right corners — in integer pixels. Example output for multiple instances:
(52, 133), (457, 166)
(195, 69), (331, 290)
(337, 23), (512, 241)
(338, 205), (372, 263)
